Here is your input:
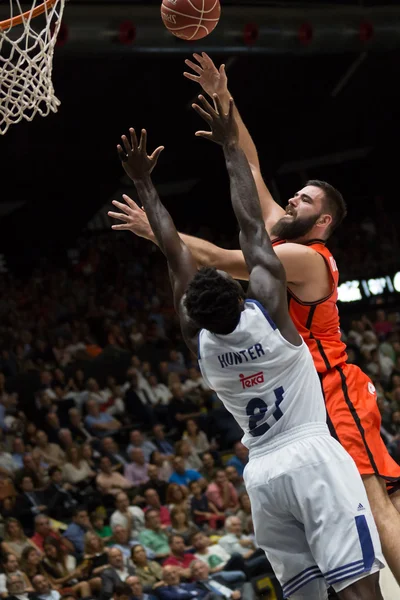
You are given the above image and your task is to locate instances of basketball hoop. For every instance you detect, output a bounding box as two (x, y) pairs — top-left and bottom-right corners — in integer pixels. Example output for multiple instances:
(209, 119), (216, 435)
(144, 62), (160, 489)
(0, 0), (66, 134)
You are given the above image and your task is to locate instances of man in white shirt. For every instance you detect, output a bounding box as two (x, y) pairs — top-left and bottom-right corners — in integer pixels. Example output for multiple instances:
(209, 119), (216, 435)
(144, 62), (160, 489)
(100, 548), (136, 600)
(218, 517), (271, 578)
(191, 560), (249, 600)
(31, 575), (61, 600)
(148, 375), (173, 405)
(126, 430), (157, 463)
(110, 491), (145, 537)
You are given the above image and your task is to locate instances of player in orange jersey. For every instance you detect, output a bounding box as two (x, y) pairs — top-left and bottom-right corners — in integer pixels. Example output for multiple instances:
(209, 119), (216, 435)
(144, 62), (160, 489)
(108, 54), (400, 584)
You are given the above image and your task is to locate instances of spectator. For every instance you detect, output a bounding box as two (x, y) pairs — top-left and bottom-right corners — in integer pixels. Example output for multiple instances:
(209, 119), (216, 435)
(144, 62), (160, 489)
(174, 440), (202, 472)
(236, 493), (253, 536)
(226, 443), (248, 478)
(140, 465), (168, 505)
(109, 526), (138, 563)
(0, 553), (31, 597)
(84, 399), (121, 440)
(149, 452), (172, 483)
(33, 431), (65, 469)
(163, 534), (196, 579)
(190, 560), (251, 600)
(1, 518), (37, 559)
(30, 574), (60, 600)
(62, 446), (96, 487)
(167, 509), (198, 547)
(101, 438), (129, 470)
(41, 537), (91, 598)
(126, 431), (156, 464)
(112, 583), (132, 600)
(147, 377), (172, 407)
(182, 419), (210, 456)
(125, 575), (157, 600)
(110, 492), (145, 537)
(100, 548), (135, 600)
(30, 515), (74, 555)
(91, 513), (113, 542)
(156, 566), (203, 600)
(138, 510), (170, 560)
(165, 484), (189, 514)
(168, 456), (205, 489)
(124, 449), (149, 487)
(218, 516), (271, 578)
(130, 545), (163, 591)
(225, 466), (245, 496)
(62, 507), (92, 558)
(151, 425), (174, 457)
(15, 476), (47, 534)
(200, 453), (218, 482)
(206, 471), (239, 515)
(67, 408), (92, 444)
(45, 466), (78, 521)
(143, 489), (171, 527)
(19, 547), (42, 584)
(191, 532), (246, 581)
(4, 573), (31, 600)
(189, 481), (225, 530)
(96, 457), (133, 497)
(168, 384), (202, 434)
(82, 531), (109, 587)
(16, 454), (45, 490)
(11, 438), (26, 470)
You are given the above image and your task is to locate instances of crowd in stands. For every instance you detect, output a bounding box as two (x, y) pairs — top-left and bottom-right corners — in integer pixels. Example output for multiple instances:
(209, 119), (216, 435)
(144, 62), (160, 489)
(0, 226), (399, 600)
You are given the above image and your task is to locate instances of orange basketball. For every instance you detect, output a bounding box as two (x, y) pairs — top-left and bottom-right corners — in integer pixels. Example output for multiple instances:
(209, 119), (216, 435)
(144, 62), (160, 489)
(161, 0), (221, 41)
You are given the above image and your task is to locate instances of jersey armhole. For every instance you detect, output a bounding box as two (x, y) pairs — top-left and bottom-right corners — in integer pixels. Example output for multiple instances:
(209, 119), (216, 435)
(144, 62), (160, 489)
(246, 299), (277, 330)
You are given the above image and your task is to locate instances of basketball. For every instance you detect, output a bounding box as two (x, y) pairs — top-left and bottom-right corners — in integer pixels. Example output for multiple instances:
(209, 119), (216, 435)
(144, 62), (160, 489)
(161, 0), (221, 41)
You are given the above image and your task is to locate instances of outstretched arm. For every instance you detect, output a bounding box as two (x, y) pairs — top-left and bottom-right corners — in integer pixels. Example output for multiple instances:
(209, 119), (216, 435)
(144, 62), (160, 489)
(192, 94), (300, 344)
(184, 53), (285, 231)
(111, 129), (199, 353)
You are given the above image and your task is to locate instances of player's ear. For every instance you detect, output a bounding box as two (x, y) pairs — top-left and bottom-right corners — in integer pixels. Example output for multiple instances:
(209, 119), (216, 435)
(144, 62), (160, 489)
(317, 213), (332, 228)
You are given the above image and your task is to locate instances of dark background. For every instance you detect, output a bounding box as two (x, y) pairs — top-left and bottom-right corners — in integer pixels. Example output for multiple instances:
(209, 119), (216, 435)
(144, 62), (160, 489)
(0, 0), (399, 273)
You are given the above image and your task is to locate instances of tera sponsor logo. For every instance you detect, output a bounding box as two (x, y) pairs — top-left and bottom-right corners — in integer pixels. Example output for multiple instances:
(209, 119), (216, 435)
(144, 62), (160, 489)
(239, 372), (264, 389)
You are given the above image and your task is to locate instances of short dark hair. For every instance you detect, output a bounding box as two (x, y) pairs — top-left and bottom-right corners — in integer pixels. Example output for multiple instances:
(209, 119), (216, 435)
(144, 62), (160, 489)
(306, 179), (347, 235)
(114, 584), (132, 597)
(184, 267), (244, 334)
(48, 466), (61, 478)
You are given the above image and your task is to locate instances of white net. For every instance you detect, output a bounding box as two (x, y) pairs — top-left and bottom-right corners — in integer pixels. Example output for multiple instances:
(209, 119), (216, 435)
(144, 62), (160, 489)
(0, 0), (66, 135)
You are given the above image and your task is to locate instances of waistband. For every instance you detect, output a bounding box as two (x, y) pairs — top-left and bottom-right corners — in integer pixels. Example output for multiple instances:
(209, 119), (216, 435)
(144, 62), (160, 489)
(248, 422), (330, 459)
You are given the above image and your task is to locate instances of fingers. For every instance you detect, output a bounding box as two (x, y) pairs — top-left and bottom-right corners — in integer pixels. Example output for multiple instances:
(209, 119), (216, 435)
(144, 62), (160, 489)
(111, 224), (130, 231)
(183, 72), (200, 82)
(228, 97), (234, 120)
(192, 52), (206, 65)
(111, 199), (133, 216)
(121, 135), (131, 156)
(108, 210), (130, 222)
(212, 93), (225, 116)
(117, 144), (127, 163)
(201, 52), (216, 68)
(198, 94), (218, 117)
(219, 64), (227, 80)
(129, 128), (139, 152)
(138, 129), (147, 153)
(150, 146), (165, 162)
(192, 103), (213, 124)
(195, 131), (214, 140)
(185, 59), (203, 75)
(121, 194), (138, 209)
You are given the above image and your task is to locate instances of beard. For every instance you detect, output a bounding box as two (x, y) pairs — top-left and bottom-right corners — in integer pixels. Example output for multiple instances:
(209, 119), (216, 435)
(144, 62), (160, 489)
(270, 213), (321, 240)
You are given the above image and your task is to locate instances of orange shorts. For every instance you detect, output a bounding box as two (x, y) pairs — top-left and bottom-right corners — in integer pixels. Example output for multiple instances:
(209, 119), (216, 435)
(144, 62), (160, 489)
(321, 362), (400, 493)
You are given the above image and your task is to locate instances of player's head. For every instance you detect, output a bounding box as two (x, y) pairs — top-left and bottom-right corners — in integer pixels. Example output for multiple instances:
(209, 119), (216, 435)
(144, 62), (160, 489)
(185, 267), (245, 335)
(271, 180), (347, 241)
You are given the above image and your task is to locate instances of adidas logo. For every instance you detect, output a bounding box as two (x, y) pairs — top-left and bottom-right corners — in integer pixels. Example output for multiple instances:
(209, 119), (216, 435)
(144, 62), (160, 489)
(357, 503), (365, 511)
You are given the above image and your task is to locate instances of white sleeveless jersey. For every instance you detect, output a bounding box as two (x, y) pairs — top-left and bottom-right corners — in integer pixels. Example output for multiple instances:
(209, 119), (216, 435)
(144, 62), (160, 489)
(198, 300), (327, 453)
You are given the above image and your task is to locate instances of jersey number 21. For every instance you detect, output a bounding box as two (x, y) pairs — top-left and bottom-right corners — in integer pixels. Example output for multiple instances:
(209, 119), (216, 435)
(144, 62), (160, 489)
(246, 386), (284, 437)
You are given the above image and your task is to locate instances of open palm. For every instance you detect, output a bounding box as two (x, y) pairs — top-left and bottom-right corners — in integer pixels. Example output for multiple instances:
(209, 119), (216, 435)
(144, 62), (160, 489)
(184, 52), (228, 98)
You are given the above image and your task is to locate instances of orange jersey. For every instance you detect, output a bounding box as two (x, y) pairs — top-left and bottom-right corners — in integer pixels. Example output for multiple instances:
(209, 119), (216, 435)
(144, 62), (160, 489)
(273, 239), (347, 373)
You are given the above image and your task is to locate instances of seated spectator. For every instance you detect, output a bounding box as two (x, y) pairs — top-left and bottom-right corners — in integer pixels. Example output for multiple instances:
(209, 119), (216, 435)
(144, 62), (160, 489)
(11, 438), (26, 470)
(166, 483), (190, 514)
(41, 537), (91, 598)
(30, 515), (74, 555)
(96, 457), (133, 497)
(143, 489), (171, 527)
(14, 476), (47, 535)
(109, 525), (139, 563)
(57, 429), (74, 453)
(191, 560), (251, 600)
(225, 466), (245, 496)
(140, 465), (168, 505)
(200, 452), (218, 483)
(226, 443), (248, 478)
(126, 575), (157, 600)
(124, 449), (149, 487)
(16, 454), (45, 490)
(148, 378), (172, 408)
(62, 507), (91, 558)
(123, 374), (156, 430)
(82, 531), (109, 589)
(30, 574), (61, 600)
(67, 408), (92, 445)
(163, 534), (195, 579)
(81, 442), (100, 472)
(168, 384), (202, 434)
(174, 440), (202, 472)
(167, 508), (198, 547)
(182, 419), (210, 456)
(218, 516), (271, 578)
(138, 510), (170, 560)
(149, 452), (172, 483)
(46, 466), (78, 521)
(156, 566), (204, 600)
(110, 492), (145, 538)
(84, 399), (121, 439)
(100, 548), (135, 600)
(189, 481), (225, 531)
(1, 518), (37, 559)
(130, 545), (163, 591)
(191, 532), (246, 582)
(206, 471), (239, 515)
(4, 573), (31, 600)
(20, 547), (42, 584)
(112, 583), (132, 600)
(62, 446), (96, 487)
(151, 425), (174, 458)
(101, 438), (129, 470)
(169, 456), (205, 489)
(236, 493), (253, 536)
(0, 553), (32, 596)
(126, 431), (156, 464)
(91, 513), (113, 542)
(34, 431), (65, 469)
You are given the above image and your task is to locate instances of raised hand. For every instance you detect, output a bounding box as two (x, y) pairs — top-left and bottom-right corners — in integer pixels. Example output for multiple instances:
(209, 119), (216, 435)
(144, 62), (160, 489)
(192, 94), (239, 147)
(108, 194), (155, 241)
(184, 52), (228, 99)
(117, 128), (164, 181)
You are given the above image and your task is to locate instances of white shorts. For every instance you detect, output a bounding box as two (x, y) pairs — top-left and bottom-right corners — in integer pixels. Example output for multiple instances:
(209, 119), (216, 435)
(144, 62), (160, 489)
(244, 423), (385, 599)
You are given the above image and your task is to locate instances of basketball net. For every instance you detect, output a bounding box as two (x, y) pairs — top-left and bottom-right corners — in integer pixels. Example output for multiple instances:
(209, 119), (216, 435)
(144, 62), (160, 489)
(0, 0), (66, 135)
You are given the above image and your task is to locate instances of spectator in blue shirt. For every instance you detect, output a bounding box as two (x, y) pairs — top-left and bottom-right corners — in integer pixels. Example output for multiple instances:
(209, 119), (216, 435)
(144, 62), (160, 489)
(169, 457), (206, 488)
(226, 443), (248, 477)
(63, 507), (91, 558)
(84, 399), (121, 439)
(157, 566), (207, 599)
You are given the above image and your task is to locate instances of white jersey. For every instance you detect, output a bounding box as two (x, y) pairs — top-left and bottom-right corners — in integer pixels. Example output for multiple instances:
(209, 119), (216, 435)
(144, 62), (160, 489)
(198, 299), (326, 454)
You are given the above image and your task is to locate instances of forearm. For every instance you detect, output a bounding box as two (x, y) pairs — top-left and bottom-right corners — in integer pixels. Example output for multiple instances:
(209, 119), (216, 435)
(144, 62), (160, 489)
(218, 91), (259, 171)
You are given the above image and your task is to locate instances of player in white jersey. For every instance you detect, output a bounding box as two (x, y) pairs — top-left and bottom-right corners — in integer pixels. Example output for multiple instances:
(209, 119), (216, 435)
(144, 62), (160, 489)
(110, 101), (383, 599)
